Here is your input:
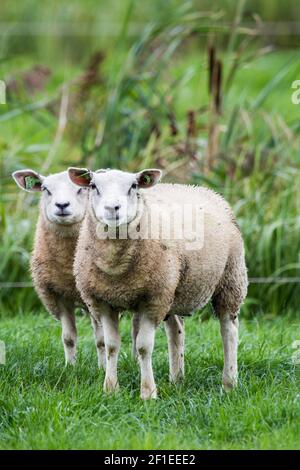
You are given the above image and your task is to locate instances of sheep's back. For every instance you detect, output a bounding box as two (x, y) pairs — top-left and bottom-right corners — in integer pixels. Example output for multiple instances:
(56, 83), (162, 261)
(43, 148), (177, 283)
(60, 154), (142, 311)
(142, 183), (244, 316)
(143, 183), (234, 223)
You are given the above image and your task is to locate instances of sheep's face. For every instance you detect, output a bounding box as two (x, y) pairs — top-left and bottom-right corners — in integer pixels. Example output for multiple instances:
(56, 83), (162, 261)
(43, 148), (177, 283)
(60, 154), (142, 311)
(12, 170), (88, 226)
(68, 168), (162, 227)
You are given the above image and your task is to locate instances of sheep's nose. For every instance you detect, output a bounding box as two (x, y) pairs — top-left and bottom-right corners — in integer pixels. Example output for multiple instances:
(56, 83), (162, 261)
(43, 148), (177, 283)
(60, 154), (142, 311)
(55, 202), (70, 210)
(104, 204), (121, 213)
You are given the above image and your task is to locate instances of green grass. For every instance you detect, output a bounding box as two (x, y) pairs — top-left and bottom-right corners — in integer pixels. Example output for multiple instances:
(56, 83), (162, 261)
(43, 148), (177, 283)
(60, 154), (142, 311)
(0, 311), (299, 449)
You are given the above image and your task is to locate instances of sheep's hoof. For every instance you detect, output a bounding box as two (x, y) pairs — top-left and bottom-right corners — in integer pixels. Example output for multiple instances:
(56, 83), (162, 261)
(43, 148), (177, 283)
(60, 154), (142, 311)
(222, 375), (237, 392)
(65, 356), (76, 366)
(169, 371), (184, 384)
(140, 384), (157, 400)
(103, 377), (119, 393)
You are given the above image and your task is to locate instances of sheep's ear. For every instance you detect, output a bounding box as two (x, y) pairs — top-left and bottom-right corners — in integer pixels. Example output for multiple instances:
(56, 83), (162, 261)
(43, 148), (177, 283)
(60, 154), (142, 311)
(12, 169), (44, 192)
(68, 167), (92, 187)
(136, 169), (162, 188)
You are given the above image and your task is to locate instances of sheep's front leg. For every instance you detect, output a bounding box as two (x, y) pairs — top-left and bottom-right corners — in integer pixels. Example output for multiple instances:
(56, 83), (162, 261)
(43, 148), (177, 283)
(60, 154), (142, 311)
(60, 308), (77, 366)
(136, 314), (157, 400)
(102, 309), (120, 393)
(90, 315), (106, 370)
(164, 315), (185, 382)
(220, 311), (239, 391)
(38, 289), (77, 365)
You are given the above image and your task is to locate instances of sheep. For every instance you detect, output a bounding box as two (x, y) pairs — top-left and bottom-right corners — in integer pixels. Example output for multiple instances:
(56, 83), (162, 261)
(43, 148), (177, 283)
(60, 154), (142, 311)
(12, 169), (106, 367)
(68, 167), (248, 399)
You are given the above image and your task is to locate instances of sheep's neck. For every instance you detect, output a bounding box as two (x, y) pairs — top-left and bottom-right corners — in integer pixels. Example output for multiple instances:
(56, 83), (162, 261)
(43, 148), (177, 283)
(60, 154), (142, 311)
(37, 214), (79, 262)
(35, 215), (79, 277)
(39, 212), (81, 239)
(88, 217), (140, 277)
(98, 239), (138, 276)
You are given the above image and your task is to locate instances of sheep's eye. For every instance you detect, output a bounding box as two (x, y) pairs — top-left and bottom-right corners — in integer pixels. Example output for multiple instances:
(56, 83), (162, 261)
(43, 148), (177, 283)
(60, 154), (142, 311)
(90, 183), (100, 195)
(129, 182), (138, 194)
(42, 186), (51, 196)
(77, 188), (82, 195)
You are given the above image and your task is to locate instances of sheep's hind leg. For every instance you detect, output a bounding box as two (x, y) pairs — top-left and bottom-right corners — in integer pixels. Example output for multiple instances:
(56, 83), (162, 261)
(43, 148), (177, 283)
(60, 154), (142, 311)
(219, 311), (239, 391)
(212, 252), (247, 391)
(136, 314), (157, 400)
(212, 292), (239, 391)
(91, 316), (106, 370)
(164, 315), (185, 383)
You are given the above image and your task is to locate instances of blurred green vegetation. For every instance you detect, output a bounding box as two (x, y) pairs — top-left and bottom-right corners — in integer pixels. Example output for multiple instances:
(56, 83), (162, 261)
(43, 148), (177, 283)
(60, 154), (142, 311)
(0, 0), (300, 316)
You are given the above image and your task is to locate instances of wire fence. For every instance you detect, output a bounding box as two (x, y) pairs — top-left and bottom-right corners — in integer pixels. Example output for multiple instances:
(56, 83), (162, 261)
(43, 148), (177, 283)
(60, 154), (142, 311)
(1, 21), (300, 37)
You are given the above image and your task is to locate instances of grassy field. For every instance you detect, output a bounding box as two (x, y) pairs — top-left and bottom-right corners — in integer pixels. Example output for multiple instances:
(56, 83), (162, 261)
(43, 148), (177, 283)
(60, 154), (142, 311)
(0, 312), (299, 450)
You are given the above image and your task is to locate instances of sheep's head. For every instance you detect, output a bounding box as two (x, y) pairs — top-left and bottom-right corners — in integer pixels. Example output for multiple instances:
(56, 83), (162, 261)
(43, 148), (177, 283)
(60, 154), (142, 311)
(12, 169), (88, 225)
(68, 167), (162, 227)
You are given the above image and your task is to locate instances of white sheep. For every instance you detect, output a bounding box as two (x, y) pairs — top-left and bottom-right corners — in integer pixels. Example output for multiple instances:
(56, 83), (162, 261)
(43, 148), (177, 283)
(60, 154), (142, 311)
(68, 167), (248, 399)
(12, 169), (106, 367)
